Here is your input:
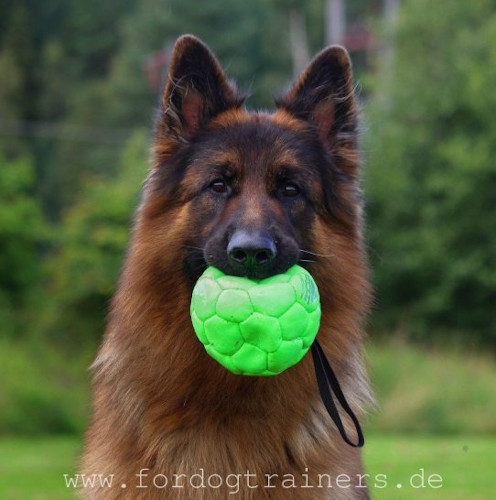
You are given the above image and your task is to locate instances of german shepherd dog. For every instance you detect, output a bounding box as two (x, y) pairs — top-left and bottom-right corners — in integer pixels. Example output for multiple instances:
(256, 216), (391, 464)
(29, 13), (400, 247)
(81, 35), (372, 499)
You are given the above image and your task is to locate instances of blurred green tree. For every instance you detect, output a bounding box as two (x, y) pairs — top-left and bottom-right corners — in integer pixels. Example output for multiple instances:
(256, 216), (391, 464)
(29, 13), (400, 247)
(365, 0), (496, 345)
(43, 131), (147, 346)
(0, 0), (293, 218)
(0, 154), (46, 334)
(100, 0), (291, 125)
(0, 0), (136, 218)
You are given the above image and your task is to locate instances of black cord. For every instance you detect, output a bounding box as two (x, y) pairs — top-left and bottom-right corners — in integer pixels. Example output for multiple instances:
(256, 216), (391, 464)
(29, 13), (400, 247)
(311, 339), (365, 447)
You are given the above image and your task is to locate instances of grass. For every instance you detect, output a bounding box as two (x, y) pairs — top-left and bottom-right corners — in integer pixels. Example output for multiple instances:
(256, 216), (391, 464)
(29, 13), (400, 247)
(0, 437), (81, 500)
(0, 338), (495, 497)
(364, 434), (496, 499)
(365, 339), (496, 434)
(0, 338), (92, 435)
(0, 435), (494, 499)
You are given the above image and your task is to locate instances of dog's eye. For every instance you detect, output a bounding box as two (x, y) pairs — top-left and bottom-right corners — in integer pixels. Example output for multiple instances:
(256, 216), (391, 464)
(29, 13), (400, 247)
(282, 182), (300, 197)
(210, 179), (228, 194)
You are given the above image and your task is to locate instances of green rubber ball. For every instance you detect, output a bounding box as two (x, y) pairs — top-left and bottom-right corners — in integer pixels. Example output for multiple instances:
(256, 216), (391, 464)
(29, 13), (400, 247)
(190, 265), (321, 376)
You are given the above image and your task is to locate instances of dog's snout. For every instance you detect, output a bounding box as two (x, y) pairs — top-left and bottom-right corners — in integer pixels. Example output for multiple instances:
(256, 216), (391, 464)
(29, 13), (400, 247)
(227, 230), (276, 271)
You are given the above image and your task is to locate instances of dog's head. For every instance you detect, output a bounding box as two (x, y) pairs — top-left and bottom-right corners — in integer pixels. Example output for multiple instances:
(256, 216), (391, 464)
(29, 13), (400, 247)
(145, 35), (362, 284)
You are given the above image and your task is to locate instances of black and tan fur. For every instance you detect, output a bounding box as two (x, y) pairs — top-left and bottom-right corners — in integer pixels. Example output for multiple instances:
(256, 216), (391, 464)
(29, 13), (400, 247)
(81, 35), (372, 499)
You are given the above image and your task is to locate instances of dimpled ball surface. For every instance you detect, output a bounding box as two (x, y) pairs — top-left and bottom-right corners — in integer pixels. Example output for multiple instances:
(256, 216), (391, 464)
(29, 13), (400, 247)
(190, 265), (321, 376)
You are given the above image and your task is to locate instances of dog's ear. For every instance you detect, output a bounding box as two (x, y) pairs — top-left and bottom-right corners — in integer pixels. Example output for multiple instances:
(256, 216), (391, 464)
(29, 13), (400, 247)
(159, 35), (244, 142)
(276, 46), (359, 178)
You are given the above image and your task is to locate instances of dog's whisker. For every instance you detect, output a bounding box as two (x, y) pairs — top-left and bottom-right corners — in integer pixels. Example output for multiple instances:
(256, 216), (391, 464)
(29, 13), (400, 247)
(298, 258), (317, 264)
(299, 249), (334, 258)
(184, 245), (204, 252)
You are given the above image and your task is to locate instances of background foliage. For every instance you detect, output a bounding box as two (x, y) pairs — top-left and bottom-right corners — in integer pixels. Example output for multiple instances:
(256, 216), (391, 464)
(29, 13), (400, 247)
(0, 0), (495, 438)
(365, 0), (496, 346)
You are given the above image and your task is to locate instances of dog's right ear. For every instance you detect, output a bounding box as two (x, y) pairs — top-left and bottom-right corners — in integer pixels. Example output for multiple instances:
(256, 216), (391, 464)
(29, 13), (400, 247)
(157, 35), (244, 144)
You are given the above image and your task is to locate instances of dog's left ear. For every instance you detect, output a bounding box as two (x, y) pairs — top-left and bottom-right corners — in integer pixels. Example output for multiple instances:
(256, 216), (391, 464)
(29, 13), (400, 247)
(276, 46), (359, 178)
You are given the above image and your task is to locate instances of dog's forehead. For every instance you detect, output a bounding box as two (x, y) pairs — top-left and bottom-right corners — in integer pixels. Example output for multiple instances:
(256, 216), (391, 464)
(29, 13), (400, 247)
(190, 109), (320, 173)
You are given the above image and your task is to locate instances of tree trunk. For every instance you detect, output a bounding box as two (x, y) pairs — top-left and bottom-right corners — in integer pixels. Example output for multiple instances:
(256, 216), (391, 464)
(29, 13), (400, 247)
(381, 0), (401, 106)
(289, 7), (310, 76)
(382, 0), (400, 73)
(325, 0), (346, 46)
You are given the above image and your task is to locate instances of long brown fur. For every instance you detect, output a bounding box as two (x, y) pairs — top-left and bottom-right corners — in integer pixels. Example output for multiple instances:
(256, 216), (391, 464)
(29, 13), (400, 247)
(81, 35), (372, 499)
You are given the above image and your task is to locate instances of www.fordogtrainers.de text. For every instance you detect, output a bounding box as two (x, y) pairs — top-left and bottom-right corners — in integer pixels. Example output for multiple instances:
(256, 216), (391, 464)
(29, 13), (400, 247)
(64, 468), (443, 493)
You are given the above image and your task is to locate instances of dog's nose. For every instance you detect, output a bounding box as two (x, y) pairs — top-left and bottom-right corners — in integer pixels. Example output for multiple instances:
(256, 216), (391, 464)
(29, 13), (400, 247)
(227, 230), (276, 270)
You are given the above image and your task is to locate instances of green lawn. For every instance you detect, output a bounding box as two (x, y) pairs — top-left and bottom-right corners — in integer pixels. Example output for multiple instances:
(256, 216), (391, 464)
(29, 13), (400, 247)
(0, 437), (81, 500)
(0, 435), (494, 499)
(364, 434), (496, 499)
